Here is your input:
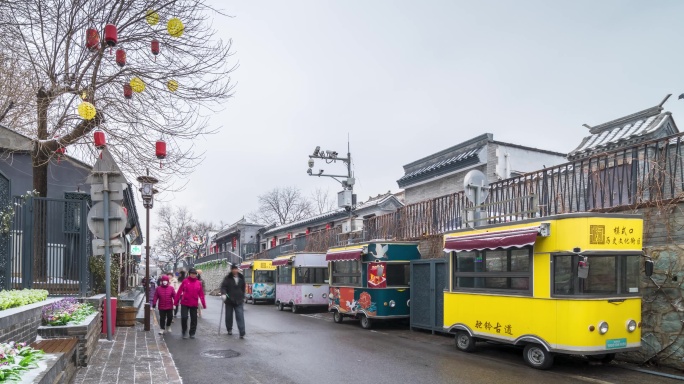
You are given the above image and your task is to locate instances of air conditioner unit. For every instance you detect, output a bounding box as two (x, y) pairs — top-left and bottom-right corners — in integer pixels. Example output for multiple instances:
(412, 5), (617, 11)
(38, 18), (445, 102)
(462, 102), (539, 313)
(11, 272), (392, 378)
(341, 219), (364, 234)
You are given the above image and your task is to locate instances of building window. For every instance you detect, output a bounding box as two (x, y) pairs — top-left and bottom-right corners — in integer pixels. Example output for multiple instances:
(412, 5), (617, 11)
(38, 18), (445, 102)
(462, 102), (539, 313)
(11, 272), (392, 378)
(330, 260), (362, 287)
(243, 268), (252, 282)
(277, 266), (292, 284)
(451, 247), (532, 294)
(296, 267), (327, 284)
(553, 254), (640, 296)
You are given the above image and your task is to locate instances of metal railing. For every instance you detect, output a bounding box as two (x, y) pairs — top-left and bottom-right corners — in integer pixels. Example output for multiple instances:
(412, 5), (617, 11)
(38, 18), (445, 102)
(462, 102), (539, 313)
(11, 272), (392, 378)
(194, 250), (243, 266)
(251, 228), (345, 260)
(366, 132), (684, 240)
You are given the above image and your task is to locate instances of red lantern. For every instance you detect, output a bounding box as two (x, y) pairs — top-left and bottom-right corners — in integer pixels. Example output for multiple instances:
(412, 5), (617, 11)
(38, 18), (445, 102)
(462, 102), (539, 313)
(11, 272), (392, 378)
(325, 223), (331, 230)
(231, 238), (237, 248)
(151, 39), (160, 56)
(54, 136), (66, 164)
(305, 228), (310, 236)
(122, 207), (128, 218)
(123, 84), (132, 99)
(85, 28), (100, 51)
(287, 233), (291, 240)
(104, 24), (117, 47)
(271, 237), (277, 248)
(155, 140), (167, 159)
(94, 130), (106, 149)
(115, 49), (126, 67)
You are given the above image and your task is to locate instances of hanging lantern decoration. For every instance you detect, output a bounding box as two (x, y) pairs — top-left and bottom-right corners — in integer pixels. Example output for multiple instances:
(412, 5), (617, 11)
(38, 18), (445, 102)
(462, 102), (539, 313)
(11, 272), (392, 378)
(85, 28), (100, 51)
(151, 39), (160, 61)
(115, 49), (126, 67)
(123, 84), (132, 99)
(156, 140), (167, 168)
(104, 24), (118, 53)
(146, 10), (160, 26)
(94, 130), (106, 149)
(167, 18), (184, 38)
(77, 102), (97, 120)
(130, 77), (145, 93)
(54, 136), (66, 164)
(167, 80), (178, 92)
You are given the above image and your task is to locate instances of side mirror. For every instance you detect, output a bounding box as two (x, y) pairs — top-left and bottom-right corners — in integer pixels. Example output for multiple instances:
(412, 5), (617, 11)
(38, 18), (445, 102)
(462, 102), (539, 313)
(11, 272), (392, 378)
(645, 260), (654, 277)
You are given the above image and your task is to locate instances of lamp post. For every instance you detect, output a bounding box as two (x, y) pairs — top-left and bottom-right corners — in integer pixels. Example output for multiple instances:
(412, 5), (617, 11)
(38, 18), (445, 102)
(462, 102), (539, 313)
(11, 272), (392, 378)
(137, 172), (158, 332)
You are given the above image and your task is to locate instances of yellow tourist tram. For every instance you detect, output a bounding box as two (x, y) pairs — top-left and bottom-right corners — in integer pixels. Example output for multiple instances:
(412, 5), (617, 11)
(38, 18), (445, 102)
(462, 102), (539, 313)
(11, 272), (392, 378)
(443, 213), (653, 369)
(239, 260), (276, 304)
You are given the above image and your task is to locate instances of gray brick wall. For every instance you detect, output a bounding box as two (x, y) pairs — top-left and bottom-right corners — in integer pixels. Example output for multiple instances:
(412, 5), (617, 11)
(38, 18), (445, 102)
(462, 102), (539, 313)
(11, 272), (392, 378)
(404, 164), (488, 204)
(37, 312), (101, 367)
(0, 303), (44, 345)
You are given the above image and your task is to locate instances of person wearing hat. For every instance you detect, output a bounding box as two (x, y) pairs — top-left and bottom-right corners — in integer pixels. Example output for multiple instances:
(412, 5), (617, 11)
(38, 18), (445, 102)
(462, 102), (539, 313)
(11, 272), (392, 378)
(220, 264), (246, 338)
(174, 268), (206, 339)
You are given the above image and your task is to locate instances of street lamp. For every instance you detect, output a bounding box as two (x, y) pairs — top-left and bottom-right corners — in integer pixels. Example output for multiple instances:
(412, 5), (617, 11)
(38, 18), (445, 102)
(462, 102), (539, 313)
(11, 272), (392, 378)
(137, 173), (158, 332)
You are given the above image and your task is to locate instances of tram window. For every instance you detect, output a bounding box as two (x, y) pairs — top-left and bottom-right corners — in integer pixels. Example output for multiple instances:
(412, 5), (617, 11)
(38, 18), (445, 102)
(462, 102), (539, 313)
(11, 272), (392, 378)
(255, 270), (275, 283)
(296, 268), (327, 284)
(386, 264), (410, 286)
(243, 269), (252, 282)
(552, 254), (641, 296)
(452, 247), (532, 294)
(278, 266), (292, 284)
(331, 260), (362, 286)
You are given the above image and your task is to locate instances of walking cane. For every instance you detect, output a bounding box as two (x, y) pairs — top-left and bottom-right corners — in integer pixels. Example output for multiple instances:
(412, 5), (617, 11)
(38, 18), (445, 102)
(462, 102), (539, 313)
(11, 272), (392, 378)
(218, 298), (224, 335)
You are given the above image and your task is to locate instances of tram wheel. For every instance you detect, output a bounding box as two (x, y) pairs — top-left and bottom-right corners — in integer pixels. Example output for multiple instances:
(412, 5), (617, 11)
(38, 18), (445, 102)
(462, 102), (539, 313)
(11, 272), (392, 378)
(455, 331), (476, 352)
(333, 311), (344, 323)
(523, 344), (554, 370)
(587, 353), (615, 364)
(291, 304), (298, 314)
(359, 314), (373, 330)
(251, 298), (257, 305)
(277, 302), (284, 311)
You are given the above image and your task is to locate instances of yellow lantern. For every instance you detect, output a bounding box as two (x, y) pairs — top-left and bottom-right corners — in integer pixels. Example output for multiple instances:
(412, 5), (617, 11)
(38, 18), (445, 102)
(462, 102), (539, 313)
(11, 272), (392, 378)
(130, 77), (145, 93)
(146, 10), (159, 26)
(167, 18), (184, 38)
(77, 102), (96, 120)
(167, 80), (178, 92)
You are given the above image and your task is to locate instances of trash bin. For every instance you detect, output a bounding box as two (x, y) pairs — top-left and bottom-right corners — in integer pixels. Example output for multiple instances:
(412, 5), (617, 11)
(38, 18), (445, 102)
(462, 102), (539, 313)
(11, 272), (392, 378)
(102, 297), (117, 335)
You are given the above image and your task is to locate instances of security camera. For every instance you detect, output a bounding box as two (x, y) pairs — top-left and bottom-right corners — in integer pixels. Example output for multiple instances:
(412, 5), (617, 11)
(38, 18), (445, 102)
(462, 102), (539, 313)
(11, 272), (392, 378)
(308, 158), (314, 168)
(313, 146), (320, 156)
(319, 169), (324, 175)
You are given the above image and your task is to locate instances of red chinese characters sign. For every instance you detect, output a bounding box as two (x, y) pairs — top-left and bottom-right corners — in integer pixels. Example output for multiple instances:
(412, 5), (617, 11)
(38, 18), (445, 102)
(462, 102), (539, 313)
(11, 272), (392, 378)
(368, 262), (386, 288)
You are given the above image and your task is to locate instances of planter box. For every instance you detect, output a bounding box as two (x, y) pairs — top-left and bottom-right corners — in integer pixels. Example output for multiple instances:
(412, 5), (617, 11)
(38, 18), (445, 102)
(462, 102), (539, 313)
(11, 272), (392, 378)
(37, 312), (100, 367)
(0, 298), (59, 345)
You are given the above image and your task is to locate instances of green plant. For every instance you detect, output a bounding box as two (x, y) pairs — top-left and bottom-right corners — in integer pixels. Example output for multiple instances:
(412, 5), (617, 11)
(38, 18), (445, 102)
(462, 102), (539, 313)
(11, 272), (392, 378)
(0, 191), (38, 235)
(89, 255), (120, 296)
(42, 298), (95, 326)
(0, 289), (48, 311)
(0, 342), (44, 382)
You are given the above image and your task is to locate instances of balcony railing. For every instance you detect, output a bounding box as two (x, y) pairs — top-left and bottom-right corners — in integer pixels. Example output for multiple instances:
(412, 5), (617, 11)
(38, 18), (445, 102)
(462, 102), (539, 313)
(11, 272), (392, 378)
(366, 132), (684, 240)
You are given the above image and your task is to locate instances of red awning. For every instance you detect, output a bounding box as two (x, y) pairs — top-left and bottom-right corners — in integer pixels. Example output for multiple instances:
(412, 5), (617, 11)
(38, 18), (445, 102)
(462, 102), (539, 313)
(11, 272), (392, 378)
(325, 249), (363, 262)
(444, 226), (540, 252)
(271, 256), (292, 266)
(239, 262), (252, 270)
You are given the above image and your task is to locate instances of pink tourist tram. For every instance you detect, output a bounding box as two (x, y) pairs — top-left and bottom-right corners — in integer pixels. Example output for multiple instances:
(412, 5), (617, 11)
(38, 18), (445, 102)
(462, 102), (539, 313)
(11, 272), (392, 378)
(273, 252), (328, 313)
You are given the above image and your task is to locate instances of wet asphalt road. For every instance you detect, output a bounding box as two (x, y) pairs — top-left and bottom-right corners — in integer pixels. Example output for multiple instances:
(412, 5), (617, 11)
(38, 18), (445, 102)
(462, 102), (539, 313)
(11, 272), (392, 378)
(164, 296), (680, 384)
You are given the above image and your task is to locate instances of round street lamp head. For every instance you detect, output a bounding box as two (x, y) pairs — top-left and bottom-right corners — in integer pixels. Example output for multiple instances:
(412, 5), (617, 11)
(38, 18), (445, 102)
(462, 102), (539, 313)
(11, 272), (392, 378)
(308, 158), (314, 168)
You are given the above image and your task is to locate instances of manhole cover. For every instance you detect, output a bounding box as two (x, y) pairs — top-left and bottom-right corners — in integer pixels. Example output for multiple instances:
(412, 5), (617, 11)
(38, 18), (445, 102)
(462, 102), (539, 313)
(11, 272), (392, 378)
(200, 349), (241, 359)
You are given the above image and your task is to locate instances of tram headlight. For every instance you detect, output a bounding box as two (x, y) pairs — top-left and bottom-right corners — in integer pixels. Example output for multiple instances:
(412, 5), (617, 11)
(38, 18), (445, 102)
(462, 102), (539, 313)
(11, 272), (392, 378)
(407, 299), (410, 307)
(598, 321), (609, 334)
(389, 300), (396, 308)
(322, 293), (327, 299)
(627, 320), (637, 333)
(308, 293), (313, 299)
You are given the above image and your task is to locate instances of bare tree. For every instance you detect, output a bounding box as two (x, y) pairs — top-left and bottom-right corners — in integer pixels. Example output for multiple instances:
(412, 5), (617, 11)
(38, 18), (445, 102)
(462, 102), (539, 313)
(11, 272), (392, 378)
(248, 186), (314, 225)
(0, 0), (235, 196)
(186, 220), (215, 260)
(311, 187), (336, 214)
(155, 205), (194, 272)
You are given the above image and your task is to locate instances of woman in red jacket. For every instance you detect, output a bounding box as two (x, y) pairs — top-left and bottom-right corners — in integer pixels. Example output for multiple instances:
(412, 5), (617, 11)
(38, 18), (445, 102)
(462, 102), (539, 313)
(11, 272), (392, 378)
(152, 275), (176, 335)
(174, 268), (207, 339)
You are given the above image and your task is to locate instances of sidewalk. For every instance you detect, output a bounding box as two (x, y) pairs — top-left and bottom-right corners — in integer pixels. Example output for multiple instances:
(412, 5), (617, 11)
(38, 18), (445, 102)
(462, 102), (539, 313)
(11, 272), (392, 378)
(71, 312), (182, 384)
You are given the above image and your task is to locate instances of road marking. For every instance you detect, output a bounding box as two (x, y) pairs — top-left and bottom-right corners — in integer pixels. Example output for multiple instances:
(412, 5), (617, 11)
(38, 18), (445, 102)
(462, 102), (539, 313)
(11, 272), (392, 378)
(560, 374), (615, 384)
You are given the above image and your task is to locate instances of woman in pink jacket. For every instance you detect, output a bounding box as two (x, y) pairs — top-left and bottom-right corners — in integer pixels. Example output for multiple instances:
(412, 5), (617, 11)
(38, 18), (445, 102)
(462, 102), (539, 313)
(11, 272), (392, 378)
(174, 268), (207, 339)
(152, 275), (176, 335)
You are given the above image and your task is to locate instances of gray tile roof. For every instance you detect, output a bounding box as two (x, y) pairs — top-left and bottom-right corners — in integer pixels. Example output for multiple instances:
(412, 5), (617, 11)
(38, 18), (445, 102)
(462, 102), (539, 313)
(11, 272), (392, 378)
(569, 103), (678, 159)
(397, 146), (483, 187)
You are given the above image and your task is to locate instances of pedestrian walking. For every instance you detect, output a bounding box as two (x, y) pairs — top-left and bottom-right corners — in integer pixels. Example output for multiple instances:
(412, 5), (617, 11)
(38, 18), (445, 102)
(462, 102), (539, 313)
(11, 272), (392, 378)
(196, 269), (205, 318)
(152, 275), (176, 335)
(174, 270), (186, 318)
(174, 268), (206, 339)
(220, 264), (246, 339)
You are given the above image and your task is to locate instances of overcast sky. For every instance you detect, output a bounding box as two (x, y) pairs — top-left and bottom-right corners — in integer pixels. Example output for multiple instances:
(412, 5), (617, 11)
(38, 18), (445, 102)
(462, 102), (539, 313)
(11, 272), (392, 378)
(146, 0), (684, 242)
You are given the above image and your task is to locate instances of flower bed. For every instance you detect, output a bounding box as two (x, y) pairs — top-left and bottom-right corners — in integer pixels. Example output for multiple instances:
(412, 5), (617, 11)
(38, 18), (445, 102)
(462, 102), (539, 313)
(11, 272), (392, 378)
(0, 341), (44, 382)
(0, 290), (48, 311)
(41, 298), (95, 326)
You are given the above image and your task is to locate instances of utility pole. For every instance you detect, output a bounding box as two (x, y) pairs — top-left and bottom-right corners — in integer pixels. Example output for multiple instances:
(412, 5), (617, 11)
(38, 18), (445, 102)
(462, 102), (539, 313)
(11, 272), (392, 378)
(137, 171), (158, 332)
(307, 140), (356, 243)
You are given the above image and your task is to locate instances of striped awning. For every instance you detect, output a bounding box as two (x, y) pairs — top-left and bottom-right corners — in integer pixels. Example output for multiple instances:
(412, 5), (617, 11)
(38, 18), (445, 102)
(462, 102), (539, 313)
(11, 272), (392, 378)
(325, 248), (363, 262)
(444, 227), (540, 253)
(272, 255), (293, 266)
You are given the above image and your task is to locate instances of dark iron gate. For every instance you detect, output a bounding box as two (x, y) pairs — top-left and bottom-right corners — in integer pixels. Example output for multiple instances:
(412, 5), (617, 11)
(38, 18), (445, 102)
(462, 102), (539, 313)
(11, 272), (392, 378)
(9, 196), (89, 296)
(0, 171), (10, 291)
(410, 258), (447, 334)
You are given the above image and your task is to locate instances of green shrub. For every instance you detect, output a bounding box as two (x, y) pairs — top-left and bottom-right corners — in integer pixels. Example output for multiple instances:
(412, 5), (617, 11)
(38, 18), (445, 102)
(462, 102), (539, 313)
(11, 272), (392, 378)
(0, 289), (48, 311)
(89, 255), (120, 296)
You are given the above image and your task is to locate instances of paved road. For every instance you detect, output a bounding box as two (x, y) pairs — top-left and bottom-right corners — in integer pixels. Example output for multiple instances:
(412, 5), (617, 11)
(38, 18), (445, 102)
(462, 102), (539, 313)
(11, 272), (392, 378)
(164, 296), (680, 384)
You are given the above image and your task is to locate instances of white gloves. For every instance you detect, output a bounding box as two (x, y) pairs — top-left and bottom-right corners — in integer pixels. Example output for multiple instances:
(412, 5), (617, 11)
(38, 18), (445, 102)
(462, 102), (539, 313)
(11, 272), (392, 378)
(221, 294), (227, 301)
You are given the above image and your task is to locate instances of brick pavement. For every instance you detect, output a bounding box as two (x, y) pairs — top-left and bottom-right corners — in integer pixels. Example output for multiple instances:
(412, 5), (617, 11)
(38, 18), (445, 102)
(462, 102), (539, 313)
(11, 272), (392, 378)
(71, 312), (182, 384)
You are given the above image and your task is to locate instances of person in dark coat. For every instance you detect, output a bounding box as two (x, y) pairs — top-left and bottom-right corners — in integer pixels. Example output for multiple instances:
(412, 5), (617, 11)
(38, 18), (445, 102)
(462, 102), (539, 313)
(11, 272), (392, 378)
(220, 264), (246, 338)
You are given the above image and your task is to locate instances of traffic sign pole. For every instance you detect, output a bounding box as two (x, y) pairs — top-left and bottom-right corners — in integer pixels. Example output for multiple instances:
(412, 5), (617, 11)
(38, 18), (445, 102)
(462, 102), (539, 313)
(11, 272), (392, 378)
(103, 174), (113, 341)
